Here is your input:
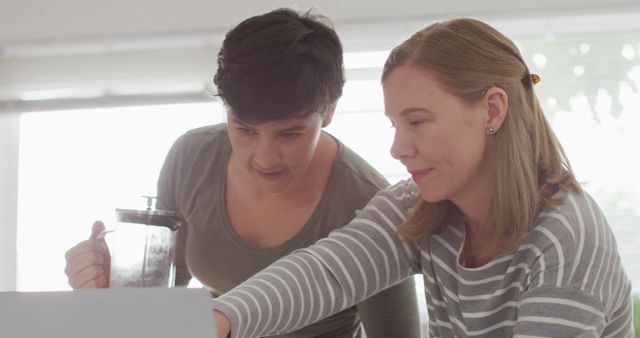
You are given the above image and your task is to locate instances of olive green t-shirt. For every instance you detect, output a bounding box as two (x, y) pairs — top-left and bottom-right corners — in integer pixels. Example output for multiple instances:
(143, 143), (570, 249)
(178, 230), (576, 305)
(157, 124), (421, 338)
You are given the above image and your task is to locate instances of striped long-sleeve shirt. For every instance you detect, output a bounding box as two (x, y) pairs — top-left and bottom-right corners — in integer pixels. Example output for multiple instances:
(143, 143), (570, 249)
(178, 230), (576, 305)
(212, 179), (634, 337)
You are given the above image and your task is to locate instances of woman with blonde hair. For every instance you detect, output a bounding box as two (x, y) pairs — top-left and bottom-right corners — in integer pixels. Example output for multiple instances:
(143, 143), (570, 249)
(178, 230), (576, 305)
(211, 18), (633, 337)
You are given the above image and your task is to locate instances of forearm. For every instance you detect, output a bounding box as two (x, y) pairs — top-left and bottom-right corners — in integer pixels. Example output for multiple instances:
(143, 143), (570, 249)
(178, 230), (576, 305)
(212, 251), (359, 338)
(212, 190), (420, 338)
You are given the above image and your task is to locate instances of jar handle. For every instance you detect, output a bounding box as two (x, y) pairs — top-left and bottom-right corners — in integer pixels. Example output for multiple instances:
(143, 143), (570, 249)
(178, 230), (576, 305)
(96, 229), (115, 240)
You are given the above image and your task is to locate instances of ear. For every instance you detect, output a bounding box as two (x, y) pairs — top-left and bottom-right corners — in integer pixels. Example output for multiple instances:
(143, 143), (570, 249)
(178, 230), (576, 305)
(483, 87), (508, 135)
(321, 105), (336, 128)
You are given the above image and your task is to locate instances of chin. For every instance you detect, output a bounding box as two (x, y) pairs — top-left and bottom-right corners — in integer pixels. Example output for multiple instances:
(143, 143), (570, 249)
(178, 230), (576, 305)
(256, 182), (287, 194)
(255, 177), (291, 193)
(419, 189), (446, 203)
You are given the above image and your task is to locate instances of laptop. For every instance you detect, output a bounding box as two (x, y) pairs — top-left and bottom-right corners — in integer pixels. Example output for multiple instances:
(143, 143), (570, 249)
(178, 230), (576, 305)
(0, 287), (218, 338)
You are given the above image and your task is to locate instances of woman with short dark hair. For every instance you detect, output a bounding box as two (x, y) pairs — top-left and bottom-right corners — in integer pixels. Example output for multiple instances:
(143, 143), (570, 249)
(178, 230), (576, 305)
(64, 8), (422, 338)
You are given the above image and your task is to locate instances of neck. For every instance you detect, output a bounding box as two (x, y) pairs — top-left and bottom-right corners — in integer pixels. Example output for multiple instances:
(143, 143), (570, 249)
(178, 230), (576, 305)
(448, 150), (499, 248)
(281, 133), (336, 199)
(451, 165), (510, 265)
(451, 173), (493, 234)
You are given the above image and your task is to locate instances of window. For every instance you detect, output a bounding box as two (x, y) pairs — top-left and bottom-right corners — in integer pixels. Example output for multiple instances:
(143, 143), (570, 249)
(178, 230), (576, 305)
(17, 102), (221, 290)
(514, 29), (640, 292)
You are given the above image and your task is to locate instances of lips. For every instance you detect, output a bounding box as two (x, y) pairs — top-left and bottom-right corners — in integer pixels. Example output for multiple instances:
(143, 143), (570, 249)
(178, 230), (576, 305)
(409, 168), (433, 182)
(256, 168), (286, 181)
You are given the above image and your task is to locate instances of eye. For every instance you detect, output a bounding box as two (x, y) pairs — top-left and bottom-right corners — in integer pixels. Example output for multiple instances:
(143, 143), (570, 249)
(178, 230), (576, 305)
(409, 120), (425, 127)
(237, 127), (255, 135)
(280, 132), (301, 139)
(389, 120), (397, 129)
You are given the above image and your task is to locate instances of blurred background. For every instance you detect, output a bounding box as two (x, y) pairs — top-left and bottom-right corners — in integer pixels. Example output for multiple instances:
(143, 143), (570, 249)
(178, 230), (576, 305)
(1, 0), (639, 335)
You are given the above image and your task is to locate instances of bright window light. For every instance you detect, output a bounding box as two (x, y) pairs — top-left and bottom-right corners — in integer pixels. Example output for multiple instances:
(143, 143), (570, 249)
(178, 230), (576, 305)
(17, 102), (223, 291)
(344, 51), (389, 69)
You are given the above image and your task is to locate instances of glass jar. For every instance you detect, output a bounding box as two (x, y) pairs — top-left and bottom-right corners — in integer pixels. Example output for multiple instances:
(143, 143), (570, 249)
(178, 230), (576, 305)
(102, 196), (182, 287)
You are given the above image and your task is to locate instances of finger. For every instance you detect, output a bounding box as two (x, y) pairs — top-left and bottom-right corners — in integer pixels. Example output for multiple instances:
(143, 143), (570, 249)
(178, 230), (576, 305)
(65, 249), (110, 289)
(74, 269), (108, 289)
(79, 276), (108, 289)
(89, 220), (111, 255)
(90, 220), (106, 240)
(71, 264), (107, 289)
(65, 250), (107, 276)
(64, 239), (108, 263)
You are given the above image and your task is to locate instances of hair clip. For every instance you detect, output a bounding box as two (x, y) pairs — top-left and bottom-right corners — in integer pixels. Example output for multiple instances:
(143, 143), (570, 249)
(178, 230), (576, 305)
(531, 73), (541, 85)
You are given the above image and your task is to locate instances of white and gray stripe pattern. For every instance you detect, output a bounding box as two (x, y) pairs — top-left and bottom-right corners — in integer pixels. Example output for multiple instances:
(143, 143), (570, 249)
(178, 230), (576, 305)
(213, 179), (633, 337)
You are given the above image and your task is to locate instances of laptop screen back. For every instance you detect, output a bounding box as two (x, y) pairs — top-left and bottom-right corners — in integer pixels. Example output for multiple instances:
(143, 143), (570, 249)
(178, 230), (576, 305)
(0, 287), (218, 338)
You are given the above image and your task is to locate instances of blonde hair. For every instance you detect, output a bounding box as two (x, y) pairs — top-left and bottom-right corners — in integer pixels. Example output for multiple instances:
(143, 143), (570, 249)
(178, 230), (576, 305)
(383, 18), (580, 255)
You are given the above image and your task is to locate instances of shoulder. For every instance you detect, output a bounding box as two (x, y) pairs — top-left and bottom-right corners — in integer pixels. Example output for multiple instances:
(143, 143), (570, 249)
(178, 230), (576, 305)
(331, 136), (389, 191)
(519, 190), (631, 310)
(384, 179), (421, 202)
(356, 179), (421, 222)
(528, 190), (611, 264)
(171, 123), (229, 152)
(376, 179), (421, 209)
(160, 123), (229, 180)
(158, 124), (231, 219)
(316, 139), (389, 223)
(164, 123), (229, 163)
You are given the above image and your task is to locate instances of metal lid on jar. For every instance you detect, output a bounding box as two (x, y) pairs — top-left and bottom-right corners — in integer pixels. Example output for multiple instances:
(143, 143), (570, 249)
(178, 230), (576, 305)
(115, 208), (182, 230)
(114, 196), (182, 230)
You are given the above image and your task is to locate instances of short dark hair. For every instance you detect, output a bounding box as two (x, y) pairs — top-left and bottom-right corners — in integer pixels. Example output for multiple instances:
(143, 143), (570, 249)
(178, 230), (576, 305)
(213, 8), (345, 123)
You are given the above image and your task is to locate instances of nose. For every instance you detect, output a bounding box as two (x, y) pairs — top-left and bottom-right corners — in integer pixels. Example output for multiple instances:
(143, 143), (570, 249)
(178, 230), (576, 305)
(389, 128), (416, 162)
(253, 138), (282, 170)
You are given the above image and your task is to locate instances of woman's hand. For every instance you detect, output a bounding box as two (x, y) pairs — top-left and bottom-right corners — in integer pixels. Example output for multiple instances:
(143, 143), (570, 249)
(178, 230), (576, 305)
(214, 310), (231, 338)
(64, 221), (111, 288)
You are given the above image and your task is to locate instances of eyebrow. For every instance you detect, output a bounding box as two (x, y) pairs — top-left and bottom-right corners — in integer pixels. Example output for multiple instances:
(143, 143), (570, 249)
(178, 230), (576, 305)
(385, 107), (435, 117)
(277, 125), (307, 133)
(231, 118), (309, 132)
(230, 118), (251, 127)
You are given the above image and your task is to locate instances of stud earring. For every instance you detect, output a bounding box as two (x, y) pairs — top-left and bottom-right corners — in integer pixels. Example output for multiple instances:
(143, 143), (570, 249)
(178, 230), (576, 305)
(487, 127), (495, 134)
